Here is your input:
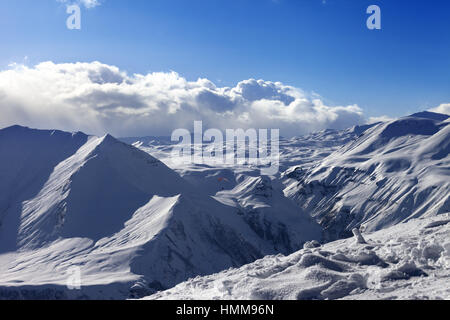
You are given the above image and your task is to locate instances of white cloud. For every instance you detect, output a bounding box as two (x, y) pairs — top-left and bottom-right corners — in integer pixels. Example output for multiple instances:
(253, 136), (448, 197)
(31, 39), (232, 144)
(58, 0), (100, 9)
(0, 61), (367, 137)
(429, 103), (450, 116)
(81, 0), (100, 8)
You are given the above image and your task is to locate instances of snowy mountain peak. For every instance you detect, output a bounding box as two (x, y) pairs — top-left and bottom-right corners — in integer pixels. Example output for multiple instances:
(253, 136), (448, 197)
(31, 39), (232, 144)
(99, 133), (120, 144)
(409, 111), (449, 122)
(379, 117), (441, 139)
(0, 124), (89, 141)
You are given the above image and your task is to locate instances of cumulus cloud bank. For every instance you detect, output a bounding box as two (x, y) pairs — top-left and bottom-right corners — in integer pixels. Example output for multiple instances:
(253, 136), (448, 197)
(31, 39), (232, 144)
(429, 103), (450, 116)
(0, 61), (367, 137)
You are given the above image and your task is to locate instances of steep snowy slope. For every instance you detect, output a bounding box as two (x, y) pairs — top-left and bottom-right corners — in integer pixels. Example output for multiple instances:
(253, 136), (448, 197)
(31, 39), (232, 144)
(0, 128), (190, 251)
(214, 175), (321, 254)
(0, 126), (89, 252)
(0, 126), (321, 299)
(409, 111), (449, 122)
(146, 214), (450, 300)
(284, 115), (450, 240)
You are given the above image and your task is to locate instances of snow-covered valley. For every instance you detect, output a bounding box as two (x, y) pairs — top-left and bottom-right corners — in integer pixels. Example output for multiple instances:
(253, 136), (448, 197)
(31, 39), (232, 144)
(0, 112), (448, 300)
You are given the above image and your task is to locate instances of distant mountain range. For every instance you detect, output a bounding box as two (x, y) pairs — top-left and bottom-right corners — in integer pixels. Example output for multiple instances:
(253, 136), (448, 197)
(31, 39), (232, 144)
(0, 125), (320, 299)
(0, 111), (448, 299)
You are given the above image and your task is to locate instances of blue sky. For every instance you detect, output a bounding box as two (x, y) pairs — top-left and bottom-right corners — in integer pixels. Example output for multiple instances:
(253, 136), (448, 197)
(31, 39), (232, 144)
(0, 0), (449, 135)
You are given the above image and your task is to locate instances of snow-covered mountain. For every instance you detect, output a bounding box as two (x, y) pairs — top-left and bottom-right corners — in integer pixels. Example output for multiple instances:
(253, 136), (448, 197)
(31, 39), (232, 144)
(0, 111), (448, 300)
(135, 112), (449, 300)
(122, 112), (449, 242)
(213, 175), (321, 253)
(284, 113), (449, 240)
(0, 125), (320, 299)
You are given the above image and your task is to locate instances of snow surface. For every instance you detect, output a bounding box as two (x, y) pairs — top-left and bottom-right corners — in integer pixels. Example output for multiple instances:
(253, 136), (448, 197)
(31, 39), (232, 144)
(145, 214), (450, 300)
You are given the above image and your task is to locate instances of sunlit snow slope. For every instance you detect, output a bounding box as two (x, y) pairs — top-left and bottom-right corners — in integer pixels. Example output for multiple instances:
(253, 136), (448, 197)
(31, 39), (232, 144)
(146, 215), (449, 300)
(284, 113), (450, 240)
(0, 111), (448, 300)
(0, 125), (320, 299)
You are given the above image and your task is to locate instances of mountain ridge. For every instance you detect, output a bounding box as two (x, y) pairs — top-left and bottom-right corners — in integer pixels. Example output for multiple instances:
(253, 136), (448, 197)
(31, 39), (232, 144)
(0, 125), (321, 298)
